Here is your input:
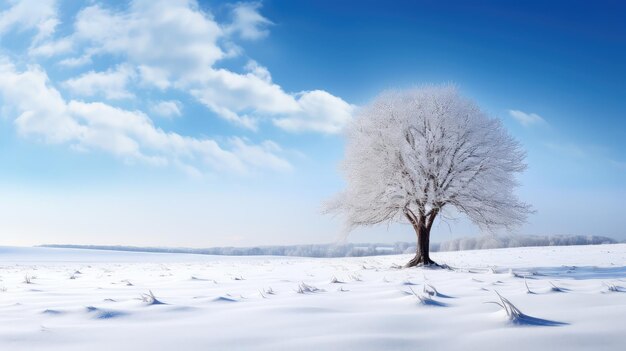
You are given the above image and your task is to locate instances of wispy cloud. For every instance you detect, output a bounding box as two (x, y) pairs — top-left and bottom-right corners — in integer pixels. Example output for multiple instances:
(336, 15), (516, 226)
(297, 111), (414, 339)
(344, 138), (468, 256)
(0, 0), (58, 42)
(544, 142), (586, 158)
(509, 109), (546, 127)
(150, 100), (182, 119)
(545, 142), (626, 172)
(62, 64), (135, 100)
(609, 159), (626, 171)
(225, 2), (273, 41)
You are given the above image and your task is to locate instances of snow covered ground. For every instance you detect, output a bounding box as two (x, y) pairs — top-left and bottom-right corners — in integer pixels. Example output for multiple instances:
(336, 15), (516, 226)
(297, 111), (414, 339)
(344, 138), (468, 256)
(1, 244), (625, 350)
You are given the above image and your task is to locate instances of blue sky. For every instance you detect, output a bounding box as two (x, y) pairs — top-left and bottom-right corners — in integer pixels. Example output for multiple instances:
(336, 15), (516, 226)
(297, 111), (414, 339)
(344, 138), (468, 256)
(0, 0), (624, 247)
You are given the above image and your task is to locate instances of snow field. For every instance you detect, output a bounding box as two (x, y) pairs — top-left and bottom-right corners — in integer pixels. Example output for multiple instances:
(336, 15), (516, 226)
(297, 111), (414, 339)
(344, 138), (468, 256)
(0, 244), (625, 350)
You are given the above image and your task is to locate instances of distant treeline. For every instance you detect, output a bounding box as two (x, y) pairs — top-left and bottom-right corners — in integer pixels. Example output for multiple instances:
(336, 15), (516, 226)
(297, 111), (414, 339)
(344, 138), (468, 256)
(40, 242), (416, 258)
(40, 234), (618, 258)
(438, 234), (617, 252)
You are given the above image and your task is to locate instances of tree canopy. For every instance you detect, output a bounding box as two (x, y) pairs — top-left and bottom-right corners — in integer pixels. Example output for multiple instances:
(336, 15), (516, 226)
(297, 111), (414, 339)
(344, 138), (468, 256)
(325, 85), (531, 266)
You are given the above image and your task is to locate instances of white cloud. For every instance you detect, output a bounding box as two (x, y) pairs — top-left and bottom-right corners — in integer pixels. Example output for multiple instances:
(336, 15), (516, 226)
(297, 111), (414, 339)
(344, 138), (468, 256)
(509, 109), (546, 127)
(229, 137), (292, 172)
(188, 65), (301, 129)
(275, 90), (356, 134)
(0, 1), (355, 176)
(186, 61), (355, 133)
(29, 37), (72, 56)
(0, 58), (84, 143)
(225, 2), (273, 40)
(72, 1), (224, 79)
(0, 0), (58, 42)
(244, 60), (271, 82)
(53, 0), (353, 134)
(0, 58), (291, 175)
(150, 100), (182, 118)
(63, 64), (135, 100)
(138, 65), (171, 90)
(59, 54), (92, 67)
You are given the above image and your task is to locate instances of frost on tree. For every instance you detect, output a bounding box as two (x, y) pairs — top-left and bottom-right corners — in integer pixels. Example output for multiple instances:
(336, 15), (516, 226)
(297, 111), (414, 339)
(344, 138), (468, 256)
(325, 85), (531, 267)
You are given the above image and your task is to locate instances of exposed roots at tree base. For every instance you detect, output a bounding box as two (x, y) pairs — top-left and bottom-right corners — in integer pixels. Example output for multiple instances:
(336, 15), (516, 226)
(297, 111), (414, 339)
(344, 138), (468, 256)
(405, 255), (440, 268)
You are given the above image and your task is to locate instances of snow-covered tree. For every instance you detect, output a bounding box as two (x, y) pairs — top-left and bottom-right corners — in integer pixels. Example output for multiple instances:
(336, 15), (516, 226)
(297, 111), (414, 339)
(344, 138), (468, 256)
(325, 85), (531, 267)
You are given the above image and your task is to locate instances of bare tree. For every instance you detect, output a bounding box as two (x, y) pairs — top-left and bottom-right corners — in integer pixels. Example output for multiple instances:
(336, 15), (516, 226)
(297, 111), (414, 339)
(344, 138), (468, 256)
(325, 85), (531, 267)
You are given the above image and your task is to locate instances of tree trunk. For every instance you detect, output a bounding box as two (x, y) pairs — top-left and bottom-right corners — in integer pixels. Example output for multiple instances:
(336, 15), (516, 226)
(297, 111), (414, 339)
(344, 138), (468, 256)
(405, 211), (439, 268)
(405, 226), (436, 267)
